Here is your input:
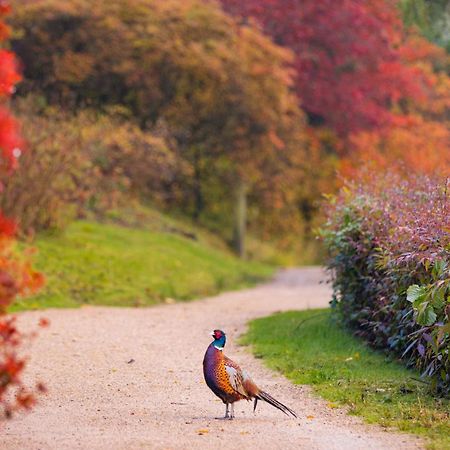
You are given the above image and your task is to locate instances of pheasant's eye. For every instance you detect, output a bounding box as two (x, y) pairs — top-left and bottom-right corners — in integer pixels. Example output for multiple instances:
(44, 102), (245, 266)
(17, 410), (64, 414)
(214, 330), (223, 339)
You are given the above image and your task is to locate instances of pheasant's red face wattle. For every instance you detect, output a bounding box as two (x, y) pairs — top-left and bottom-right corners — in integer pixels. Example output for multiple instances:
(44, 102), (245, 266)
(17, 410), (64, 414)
(213, 330), (224, 340)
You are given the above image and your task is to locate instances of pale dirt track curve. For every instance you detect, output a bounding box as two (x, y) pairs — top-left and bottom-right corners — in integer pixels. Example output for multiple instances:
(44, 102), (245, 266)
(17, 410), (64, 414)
(2, 268), (423, 450)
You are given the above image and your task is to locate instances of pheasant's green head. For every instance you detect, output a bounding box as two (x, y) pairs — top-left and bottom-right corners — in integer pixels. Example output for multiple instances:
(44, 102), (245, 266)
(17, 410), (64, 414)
(211, 329), (226, 350)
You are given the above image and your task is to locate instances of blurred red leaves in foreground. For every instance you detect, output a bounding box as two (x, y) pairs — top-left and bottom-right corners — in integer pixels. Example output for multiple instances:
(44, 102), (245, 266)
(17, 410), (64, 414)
(0, 2), (45, 419)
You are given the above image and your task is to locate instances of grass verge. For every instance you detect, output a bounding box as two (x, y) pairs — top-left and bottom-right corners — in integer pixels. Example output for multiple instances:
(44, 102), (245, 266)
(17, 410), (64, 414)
(13, 220), (273, 310)
(242, 309), (450, 450)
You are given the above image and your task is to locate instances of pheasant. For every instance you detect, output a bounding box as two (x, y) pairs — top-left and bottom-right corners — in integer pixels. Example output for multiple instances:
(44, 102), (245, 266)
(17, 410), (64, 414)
(203, 329), (297, 419)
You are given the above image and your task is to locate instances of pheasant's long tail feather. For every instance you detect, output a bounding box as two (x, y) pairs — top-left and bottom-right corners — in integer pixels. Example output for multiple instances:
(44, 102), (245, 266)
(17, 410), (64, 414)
(256, 390), (297, 418)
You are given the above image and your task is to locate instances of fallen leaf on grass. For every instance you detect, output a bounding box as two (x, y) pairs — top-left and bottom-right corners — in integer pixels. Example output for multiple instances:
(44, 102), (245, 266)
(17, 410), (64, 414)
(306, 415), (314, 419)
(197, 429), (209, 435)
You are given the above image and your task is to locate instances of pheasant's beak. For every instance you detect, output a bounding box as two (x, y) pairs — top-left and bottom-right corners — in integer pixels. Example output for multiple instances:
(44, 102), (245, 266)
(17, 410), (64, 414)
(210, 331), (215, 338)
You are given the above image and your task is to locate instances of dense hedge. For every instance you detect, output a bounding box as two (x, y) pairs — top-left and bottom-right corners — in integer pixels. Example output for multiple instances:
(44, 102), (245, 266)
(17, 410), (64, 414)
(321, 174), (450, 395)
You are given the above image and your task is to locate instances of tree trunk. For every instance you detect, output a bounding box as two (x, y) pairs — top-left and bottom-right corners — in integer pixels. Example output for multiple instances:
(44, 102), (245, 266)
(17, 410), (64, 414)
(232, 178), (247, 259)
(192, 149), (204, 222)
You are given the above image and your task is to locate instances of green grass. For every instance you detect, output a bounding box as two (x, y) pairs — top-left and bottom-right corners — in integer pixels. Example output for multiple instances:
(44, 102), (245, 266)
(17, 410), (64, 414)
(13, 220), (273, 310)
(242, 309), (450, 450)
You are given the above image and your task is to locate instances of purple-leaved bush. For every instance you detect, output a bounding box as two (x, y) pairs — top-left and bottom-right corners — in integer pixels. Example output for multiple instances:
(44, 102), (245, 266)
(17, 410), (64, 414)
(321, 173), (450, 395)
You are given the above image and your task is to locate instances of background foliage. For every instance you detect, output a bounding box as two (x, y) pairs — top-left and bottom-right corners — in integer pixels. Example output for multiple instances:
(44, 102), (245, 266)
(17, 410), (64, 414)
(4, 0), (449, 259)
(1, 97), (180, 234)
(221, 0), (449, 173)
(9, 0), (308, 254)
(400, 0), (450, 50)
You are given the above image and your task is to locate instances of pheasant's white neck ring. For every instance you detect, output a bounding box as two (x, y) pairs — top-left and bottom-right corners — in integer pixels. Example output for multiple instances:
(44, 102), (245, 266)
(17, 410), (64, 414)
(214, 344), (224, 351)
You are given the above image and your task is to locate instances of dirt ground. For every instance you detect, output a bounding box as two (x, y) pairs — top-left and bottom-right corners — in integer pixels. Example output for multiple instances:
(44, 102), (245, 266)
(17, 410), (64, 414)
(2, 268), (423, 449)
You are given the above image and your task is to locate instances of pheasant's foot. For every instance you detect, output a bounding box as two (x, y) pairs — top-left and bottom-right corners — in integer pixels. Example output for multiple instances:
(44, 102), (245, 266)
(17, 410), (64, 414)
(220, 403), (231, 420)
(230, 403), (235, 419)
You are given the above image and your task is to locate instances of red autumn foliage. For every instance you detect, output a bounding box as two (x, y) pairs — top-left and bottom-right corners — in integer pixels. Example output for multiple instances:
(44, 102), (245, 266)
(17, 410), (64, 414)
(341, 114), (450, 178)
(220, 0), (425, 137)
(0, 108), (22, 171)
(0, 213), (16, 238)
(341, 34), (450, 178)
(221, 0), (450, 184)
(0, 50), (21, 95)
(0, 2), (44, 419)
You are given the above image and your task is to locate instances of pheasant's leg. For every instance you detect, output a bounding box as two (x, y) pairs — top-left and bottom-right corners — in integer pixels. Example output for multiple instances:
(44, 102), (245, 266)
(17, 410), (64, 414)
(214, 403), (230, 420)
(230, 403), (235, 419)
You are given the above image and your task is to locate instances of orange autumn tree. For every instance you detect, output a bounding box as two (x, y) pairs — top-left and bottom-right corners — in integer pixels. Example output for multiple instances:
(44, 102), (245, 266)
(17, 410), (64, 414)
(344, 35), (450, 178)
(0, 2), (44, 419)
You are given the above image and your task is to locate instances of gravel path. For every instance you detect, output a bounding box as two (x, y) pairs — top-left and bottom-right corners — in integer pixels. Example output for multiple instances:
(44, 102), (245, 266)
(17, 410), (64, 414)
(3, 268), (423, 449)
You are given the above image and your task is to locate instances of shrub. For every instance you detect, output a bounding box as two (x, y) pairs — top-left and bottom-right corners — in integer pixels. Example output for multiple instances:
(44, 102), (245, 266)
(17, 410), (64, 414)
(80, 113), (181, 212)
(0, 98), (179, 233)
(0, 98), (95, 233)
(321, 173), (450, 395)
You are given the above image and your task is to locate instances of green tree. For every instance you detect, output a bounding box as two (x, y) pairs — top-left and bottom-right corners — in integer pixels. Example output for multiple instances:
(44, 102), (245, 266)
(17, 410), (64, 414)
(400, 0), (450, 50)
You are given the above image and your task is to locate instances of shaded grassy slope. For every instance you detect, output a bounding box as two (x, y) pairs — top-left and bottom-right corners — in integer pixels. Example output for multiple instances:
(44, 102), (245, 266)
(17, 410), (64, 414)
(243, 309), (450, 450)
(13, 220), (272, 310)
